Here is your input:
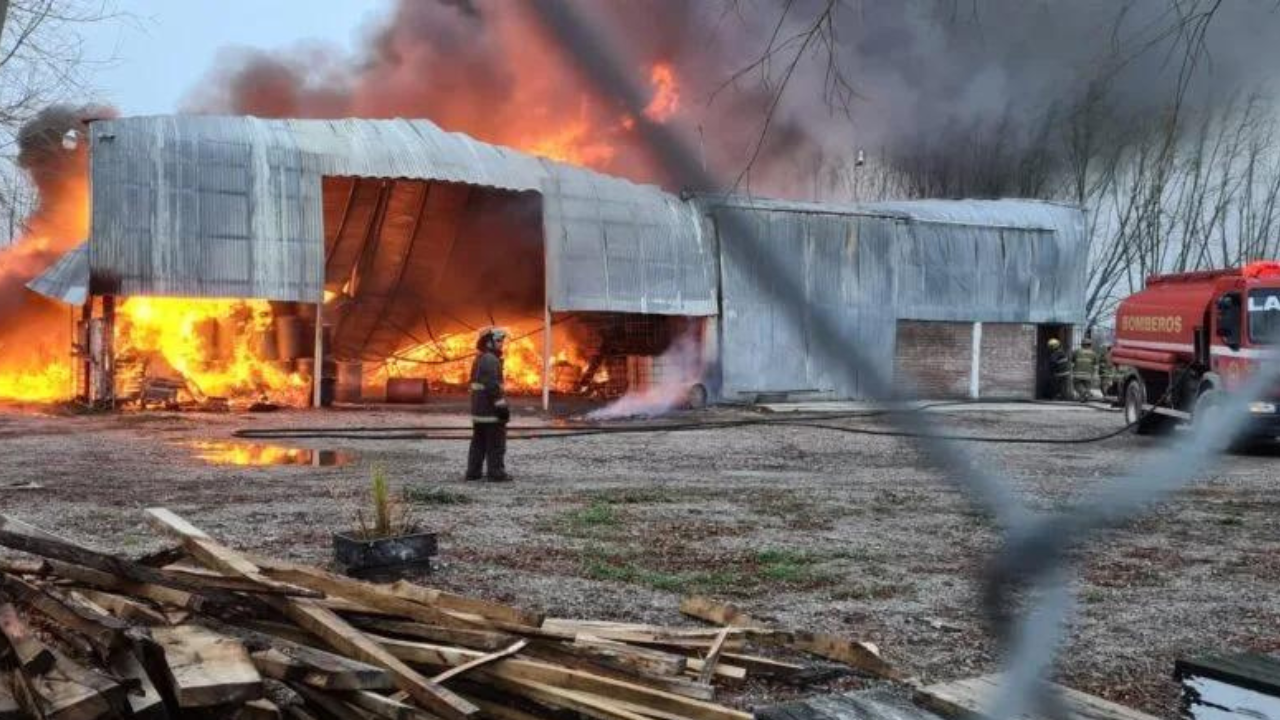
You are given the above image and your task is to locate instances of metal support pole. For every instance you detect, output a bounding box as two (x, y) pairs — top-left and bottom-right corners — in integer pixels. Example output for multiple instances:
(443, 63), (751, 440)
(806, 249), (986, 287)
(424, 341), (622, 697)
(542, 304), (552, 413)
(78, 301), (92, 402)
(101, 295), (115, 407)
(313, 301), (324, 408)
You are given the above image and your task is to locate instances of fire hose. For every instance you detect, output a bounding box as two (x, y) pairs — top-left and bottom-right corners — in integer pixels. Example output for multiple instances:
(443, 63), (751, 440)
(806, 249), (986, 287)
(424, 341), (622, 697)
(232, 398), (1143, 445)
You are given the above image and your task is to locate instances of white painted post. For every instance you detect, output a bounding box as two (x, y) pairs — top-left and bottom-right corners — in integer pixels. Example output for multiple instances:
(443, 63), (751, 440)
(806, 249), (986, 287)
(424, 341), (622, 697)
(970, 321), (983, 399)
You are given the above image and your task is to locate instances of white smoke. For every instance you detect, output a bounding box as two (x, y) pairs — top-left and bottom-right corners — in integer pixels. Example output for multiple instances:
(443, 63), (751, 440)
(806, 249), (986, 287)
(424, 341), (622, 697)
(586, 329), (703, 420)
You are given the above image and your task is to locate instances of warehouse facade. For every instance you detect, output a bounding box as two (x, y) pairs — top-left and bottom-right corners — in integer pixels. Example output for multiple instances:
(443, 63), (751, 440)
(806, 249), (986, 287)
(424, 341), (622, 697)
(33, 116), (1084, 405)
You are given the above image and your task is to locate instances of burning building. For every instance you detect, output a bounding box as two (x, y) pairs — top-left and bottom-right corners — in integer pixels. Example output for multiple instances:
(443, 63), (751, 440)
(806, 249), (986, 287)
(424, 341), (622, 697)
(17, 115), (1084, 409)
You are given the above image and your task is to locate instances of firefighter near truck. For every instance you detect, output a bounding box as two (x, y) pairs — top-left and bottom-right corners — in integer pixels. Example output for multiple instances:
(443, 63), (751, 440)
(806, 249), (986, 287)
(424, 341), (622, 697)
(1112, 261), (1280, 437)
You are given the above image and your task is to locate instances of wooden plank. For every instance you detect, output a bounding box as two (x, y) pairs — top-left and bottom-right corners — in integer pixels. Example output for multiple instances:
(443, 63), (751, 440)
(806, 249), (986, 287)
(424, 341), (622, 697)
(153, 625), (263, 708)
(389, 579), (544, 627)
(530, 643), (714, 701)
(0, 515), (259, 607)
(256, 560), (472, 629)
(375, 636), (751, 720)
(27, 650), (124, 720)
(202, 619), (394, 692)
(679, 597), (766, 628)
(238, 698), (283, 720)
(291, 682), (377, 720)
(71, 588), (168, 626)
(345, 690), (438, 720)
(573, 634), (687, 676)
(0, 572), (128, 655)
(719, 652), (805, 678)
(350, 617), (515, 651)
(109, 648), (168, 720)
(545, 618), (738, 638)
(0, 602), (55, 674)
(679, 596), (901, 681)
(914, 675), (1160, 720)
(0, 674), (24, 720)
(143, 509), (318, 597)
(697, 628), (731, 684)
(432, 639), (529, 685)
(145, 508), (478, 720)
(485, 675), (650, 720)
(521, 641), (715, 701)
(462, 691), (557, 720)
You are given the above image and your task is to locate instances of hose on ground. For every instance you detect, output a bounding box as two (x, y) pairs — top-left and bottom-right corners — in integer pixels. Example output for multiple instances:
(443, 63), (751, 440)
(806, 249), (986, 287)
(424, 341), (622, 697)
(231, 398), (1134, 445)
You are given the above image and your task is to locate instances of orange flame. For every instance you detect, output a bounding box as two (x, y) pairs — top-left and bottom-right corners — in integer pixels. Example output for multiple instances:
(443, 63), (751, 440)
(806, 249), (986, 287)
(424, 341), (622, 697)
(645, 63), (680, 122)
(371, 321), (589, 396)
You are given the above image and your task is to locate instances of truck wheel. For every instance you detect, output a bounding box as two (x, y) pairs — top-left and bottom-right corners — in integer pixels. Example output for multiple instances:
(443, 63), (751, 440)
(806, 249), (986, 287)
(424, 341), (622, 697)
(1125, 378), (1173, 436)
(1195, 389), (1265, 452)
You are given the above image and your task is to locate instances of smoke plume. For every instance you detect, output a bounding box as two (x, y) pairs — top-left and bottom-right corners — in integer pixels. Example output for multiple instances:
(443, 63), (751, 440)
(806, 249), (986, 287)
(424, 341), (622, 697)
(184, 1), (1280, 201)
(586, 328), (703, 420)
(0, 104), (113, 385)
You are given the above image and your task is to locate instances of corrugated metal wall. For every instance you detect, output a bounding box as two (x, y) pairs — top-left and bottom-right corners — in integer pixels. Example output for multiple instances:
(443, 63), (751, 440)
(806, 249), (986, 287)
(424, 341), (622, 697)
(707, 198), (1086, 401)
(87, 116), (717, 315)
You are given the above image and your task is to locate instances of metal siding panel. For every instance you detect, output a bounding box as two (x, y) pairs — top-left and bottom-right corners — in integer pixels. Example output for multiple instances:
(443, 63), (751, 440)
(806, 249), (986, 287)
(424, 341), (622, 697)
(89, 116), (714, 313)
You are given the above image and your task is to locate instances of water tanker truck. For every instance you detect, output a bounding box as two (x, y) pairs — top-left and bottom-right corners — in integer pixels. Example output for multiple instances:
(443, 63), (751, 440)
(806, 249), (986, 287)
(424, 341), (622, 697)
(1112, 261), (1280, 436)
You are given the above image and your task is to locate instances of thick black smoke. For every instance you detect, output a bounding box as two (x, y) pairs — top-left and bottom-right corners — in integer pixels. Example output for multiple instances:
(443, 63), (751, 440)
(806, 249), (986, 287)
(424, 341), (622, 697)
(185, 0), (1280, 200)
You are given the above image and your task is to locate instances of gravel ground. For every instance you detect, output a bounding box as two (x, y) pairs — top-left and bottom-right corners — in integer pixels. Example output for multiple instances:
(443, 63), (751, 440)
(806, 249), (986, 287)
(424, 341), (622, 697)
(0, 399), (1277, 715)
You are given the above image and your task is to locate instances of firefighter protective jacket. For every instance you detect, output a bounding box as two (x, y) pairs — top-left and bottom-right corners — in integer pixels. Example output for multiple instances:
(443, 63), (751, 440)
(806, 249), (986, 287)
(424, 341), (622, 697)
(469, 350), (507, 423)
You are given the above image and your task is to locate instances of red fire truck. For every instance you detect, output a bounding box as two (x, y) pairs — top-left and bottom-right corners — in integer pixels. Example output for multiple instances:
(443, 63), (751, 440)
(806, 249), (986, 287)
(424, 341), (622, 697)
(1112, 261), (1280, 436)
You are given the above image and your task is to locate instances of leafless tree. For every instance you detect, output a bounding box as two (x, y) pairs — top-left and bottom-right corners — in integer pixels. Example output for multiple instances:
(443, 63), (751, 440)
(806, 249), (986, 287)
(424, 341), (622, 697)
(0, 0), (116, 246)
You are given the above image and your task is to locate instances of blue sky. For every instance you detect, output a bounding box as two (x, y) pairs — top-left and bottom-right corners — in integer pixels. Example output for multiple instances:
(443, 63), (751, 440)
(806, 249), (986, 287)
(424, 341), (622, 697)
(79, 1), (391, 114)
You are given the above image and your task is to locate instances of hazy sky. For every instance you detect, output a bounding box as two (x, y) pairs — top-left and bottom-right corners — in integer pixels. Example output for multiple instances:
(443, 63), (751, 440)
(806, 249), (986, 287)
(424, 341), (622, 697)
(79, 1), (392, 114)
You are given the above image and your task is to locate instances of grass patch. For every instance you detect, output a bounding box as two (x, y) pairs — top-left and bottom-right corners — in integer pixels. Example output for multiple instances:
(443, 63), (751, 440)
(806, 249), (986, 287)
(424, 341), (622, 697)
(549, 501), (625, 538)
(580, 548), (743, 594)
(570, 501), (620, 528)
(405, 486), (473, 506)
(1081, 587), (1107, 604)
(755, 548), (837, 585)
(587, 487), (678, 505)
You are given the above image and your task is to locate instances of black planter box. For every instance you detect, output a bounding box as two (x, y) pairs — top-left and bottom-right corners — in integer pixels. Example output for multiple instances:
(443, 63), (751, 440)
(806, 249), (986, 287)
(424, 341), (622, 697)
(332, 531), (437, 579)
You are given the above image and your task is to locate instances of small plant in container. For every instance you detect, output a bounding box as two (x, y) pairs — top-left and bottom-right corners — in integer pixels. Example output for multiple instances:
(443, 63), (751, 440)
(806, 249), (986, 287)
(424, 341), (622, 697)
(332, 465), (437, 579)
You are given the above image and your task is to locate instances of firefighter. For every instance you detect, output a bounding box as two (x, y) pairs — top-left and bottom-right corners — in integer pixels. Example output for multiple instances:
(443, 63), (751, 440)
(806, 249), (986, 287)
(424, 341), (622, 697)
(1071, 336), (1099, 402)
(1047, 338), (1071, 400)
(1097, 343), (1116, 398)
(466, 327), (512, 482)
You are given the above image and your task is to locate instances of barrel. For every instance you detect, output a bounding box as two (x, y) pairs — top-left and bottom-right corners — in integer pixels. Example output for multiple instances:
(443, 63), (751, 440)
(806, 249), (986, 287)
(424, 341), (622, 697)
(335, 361), (363, 403)
(193, 317), (219, 364)
(251, 328), (279, 361)
(274, 315), (306, 361)
(215, 317), (238, 362)
(386, 378), (428, 404)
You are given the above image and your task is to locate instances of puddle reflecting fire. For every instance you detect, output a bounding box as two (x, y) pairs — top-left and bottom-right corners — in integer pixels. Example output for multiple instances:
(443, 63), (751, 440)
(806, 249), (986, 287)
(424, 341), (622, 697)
(186, 441), (354, 467)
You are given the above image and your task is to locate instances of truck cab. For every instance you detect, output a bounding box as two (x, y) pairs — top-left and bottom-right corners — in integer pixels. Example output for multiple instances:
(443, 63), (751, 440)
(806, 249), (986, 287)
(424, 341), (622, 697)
(1113, 261), (1280, 437)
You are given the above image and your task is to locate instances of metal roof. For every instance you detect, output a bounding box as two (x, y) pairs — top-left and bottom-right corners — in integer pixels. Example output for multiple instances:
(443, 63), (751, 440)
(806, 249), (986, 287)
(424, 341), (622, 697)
(27, 241), (88, 305)
(86, 116), (717, 314)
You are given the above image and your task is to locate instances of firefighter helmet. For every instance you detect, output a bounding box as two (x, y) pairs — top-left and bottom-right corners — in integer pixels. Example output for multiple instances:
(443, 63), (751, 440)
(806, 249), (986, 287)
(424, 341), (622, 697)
(476, 326), (509, 351)
(1047, 338), (1061, 350)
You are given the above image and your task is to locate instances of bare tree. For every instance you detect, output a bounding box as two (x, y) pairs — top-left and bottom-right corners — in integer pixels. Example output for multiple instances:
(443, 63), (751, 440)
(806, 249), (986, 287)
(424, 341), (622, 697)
(0, 0), (116, 246)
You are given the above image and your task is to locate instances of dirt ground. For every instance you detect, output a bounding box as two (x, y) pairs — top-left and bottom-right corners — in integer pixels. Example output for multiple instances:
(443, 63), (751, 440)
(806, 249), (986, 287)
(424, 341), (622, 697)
(1, 398), (1277, 715)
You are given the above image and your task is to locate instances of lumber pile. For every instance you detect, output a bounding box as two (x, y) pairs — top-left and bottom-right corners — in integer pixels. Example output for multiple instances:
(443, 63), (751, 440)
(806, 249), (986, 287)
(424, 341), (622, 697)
(0, 511), (896, 720)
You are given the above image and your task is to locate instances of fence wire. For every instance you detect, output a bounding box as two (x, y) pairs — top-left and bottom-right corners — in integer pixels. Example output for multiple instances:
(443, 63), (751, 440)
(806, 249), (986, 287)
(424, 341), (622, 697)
(525, 2), (1280, 717)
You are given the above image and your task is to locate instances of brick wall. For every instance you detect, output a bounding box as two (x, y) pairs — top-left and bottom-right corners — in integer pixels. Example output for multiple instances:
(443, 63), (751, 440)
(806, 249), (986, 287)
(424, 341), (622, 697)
(978, 323), (1037, 398)
(894, 320), (973, 399)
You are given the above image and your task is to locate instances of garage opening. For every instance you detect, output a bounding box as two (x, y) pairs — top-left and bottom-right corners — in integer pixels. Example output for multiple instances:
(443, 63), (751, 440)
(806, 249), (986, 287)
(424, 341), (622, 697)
(249, 176), (709, 409)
